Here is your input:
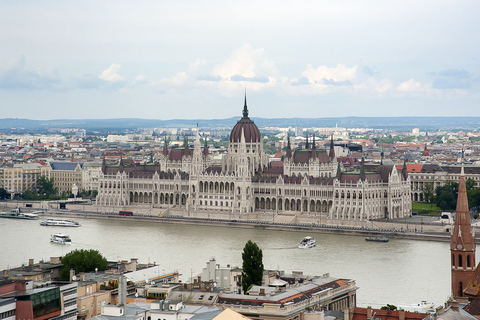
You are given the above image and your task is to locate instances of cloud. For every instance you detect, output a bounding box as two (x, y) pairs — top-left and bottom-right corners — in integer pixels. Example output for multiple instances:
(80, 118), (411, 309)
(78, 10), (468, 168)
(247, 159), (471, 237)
(438, 69), (471, 79)
(188, 58), (206, 73)
(322, 78), (352, 86)
(290, 77), (310, 86)
(397, 79), (429, 93)
(197, 75), (223, 82)
(432, 68), (474, 89)
(301, 64), (357, 83)
(354, 78), (392, 94)
(212, 44), (279, 81)
(230, 75), (269, 83)
(0, 55), (61, 91)
(99, 64), (124, 82)
(362, 66), (376, 77)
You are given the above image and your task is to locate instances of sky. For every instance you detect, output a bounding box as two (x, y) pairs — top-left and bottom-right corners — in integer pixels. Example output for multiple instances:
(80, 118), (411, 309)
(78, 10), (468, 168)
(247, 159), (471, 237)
(0, 1), (479, 120)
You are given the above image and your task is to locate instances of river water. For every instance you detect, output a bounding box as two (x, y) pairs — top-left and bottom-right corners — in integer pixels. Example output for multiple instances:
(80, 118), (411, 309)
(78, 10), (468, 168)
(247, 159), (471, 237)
(0, 215), (460, 309)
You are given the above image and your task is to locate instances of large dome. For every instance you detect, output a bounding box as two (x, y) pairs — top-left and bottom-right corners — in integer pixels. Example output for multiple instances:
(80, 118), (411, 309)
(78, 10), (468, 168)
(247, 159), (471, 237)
(229, 97), (261, 143)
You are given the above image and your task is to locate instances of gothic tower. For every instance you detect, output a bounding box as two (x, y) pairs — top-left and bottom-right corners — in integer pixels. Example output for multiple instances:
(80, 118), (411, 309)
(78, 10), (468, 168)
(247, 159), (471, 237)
(451, 165), (476, 299)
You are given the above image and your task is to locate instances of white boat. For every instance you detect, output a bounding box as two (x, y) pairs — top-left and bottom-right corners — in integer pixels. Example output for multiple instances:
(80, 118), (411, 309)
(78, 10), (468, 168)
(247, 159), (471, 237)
(298, 236), (316, 248)
(0, 208), (39, 220)
(50, 233), (72, 245)
(399, 301), (435, 313)
(40, 218), (80, 227)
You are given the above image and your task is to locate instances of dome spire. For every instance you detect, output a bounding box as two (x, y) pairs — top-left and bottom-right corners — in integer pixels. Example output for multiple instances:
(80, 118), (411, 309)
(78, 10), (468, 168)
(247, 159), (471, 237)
(243, 88), (249, 118)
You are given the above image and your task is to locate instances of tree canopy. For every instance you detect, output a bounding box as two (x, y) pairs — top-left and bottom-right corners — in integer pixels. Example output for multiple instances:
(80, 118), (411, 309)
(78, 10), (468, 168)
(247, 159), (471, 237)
(241, 240), (264, 294)
(59, 249), (108, 281)
(38, 176), (57, 198)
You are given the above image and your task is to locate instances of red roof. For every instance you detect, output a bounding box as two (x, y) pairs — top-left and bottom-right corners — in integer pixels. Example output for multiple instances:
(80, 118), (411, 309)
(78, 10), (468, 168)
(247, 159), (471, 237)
(352, 307), (427, 320)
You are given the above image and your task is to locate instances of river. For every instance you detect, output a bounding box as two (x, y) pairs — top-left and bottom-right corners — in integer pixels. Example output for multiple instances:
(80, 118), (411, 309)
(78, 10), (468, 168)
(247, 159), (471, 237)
(0, 215), (460, 310)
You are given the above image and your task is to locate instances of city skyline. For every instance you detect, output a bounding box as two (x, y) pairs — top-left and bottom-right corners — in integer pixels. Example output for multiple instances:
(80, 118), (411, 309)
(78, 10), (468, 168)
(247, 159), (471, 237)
(0, 1), (479, 120)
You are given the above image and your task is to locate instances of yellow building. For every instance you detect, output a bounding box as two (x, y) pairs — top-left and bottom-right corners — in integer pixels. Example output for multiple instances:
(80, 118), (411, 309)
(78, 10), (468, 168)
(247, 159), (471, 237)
(77, 281), (111, 320)
(46, 161), (83, 195)
(0, 163), (47, 196)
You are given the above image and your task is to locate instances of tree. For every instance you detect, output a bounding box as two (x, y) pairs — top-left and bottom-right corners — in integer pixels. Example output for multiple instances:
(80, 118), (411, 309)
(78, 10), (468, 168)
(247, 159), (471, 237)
(434, 182), (458, 210)
(59, 249), (108, 281)
(38, 176), (57, 198)
(381, 304), (398, 311)
(241, 240), (264, 294)
(0, 188), (7, 200)
(421, 182), (434, 204)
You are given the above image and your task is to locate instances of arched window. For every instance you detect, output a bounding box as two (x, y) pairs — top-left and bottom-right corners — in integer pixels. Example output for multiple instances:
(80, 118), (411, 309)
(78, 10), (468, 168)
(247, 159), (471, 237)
(459, 255), (463, 268)
(467, 255), (471, 268)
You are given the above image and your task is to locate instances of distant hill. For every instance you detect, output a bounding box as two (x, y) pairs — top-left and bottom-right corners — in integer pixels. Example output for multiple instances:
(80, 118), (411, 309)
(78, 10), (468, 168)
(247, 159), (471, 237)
(0, 117), (478, 132)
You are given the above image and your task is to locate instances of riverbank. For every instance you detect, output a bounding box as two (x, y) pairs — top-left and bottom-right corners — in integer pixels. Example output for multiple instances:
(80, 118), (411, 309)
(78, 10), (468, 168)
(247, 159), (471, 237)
(2, 200), (458, 242)
(39, 207), (453, 242)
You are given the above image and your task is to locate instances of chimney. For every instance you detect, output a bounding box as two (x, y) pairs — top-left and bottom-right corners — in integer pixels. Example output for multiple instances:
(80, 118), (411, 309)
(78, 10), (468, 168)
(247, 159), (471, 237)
(69, 269), (75, 282)
(130, 258), (138, 270)
(118, 275), (127, 313)
(29, 259), (34, 266)
(398, 310), (405, 320)
(367, 308), (373, 319)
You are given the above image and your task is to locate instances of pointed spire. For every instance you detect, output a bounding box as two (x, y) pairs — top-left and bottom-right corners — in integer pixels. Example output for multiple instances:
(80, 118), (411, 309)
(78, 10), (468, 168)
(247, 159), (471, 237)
(451, 152), (475, 298)
(243, 88), (249, 118)
(163, 138), (169, 156)
(150, 152), (154, 164)
(286, 135), (292, 158)
(380, 143), (384, 165)
(102, 153), (106, 170)
(329, 134), (335, 159)
(359, 157), (365, 181)
(203, 134), (208, 157)
(336, 161), (342, 180)
(311, 134), (316, 159)
(305, 133), (309, 149)
(119, 155), (124, 169)
(402, 158), (408, 180)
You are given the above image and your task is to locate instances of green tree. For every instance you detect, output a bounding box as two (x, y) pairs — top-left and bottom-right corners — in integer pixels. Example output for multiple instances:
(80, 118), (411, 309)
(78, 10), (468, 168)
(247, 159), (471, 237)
(381, 304), (398, 311)
(38, 176), (57, 198)
(435, 182), (458, 210)
(421, 182), (434, 204)
(241, 240), (264, 294)
(0, 188), (7, 200)
(59, 249), (108, 281)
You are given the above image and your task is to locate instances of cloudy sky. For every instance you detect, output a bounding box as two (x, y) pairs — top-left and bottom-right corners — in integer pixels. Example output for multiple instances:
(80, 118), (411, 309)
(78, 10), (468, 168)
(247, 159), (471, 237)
(1, 1), (479, 120)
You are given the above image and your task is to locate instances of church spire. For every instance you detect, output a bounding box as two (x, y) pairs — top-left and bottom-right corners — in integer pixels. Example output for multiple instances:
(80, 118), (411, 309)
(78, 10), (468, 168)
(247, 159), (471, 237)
(336, 161), (342, 180)
(451, 157), (476, 299)
(243, 88), (249, 118)
(286, 135), (292, 159)
(305, 133), (309, 149)
(311, 134), (316, 159)
(359, 157), (365, 181)
(380, 143), (384, 165)
(402, 158), (408, 180)
(329, 134), (335, 159)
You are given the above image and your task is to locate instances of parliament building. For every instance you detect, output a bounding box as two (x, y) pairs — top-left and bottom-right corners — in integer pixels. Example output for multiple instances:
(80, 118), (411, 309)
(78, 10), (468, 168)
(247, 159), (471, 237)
(97, 97), (411, 222)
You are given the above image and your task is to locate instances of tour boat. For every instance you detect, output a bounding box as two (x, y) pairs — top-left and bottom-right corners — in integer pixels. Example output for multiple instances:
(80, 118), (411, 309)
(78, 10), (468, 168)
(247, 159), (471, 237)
(50, 233), (72, 245)
(365, 236), (389, 242)
(0, 208), (39, 220)
(298, 236), (316, 248)
(40, 218), (80, 227)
